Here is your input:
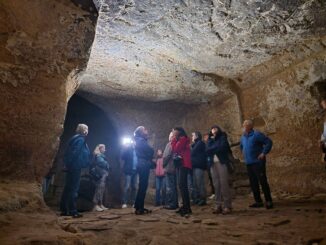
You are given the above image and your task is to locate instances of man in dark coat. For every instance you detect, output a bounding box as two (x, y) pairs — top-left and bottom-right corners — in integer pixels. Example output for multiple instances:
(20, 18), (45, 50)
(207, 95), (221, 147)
(133, 126), (154, 215)
(60, 124), (90, 218)
(191, 131), (207, 206)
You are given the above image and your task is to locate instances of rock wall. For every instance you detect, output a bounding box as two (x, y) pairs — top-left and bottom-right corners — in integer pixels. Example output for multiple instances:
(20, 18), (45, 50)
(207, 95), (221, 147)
(238, 38), (326, 196)
(0, 0), (96, 210)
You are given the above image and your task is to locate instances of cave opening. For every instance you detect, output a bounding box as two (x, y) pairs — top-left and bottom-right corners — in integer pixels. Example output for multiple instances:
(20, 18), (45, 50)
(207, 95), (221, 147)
(44, 94), (122, 211)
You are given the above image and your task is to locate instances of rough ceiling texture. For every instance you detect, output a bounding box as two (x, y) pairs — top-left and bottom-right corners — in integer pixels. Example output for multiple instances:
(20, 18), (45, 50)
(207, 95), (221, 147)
(79, 0), (326, 103)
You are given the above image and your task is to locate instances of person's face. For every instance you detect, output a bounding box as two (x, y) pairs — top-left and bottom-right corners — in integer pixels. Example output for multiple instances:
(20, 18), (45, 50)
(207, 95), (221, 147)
(211, 127), (218, 135)
(203, 135), (209, 142)
(173, 130), (180, 138)
(99, 146), (106, 153)
(321, 100), (326, 110)
(83, 127), (89, 136)
(157, 149), (163, 156)
(243, 121), (253, 133)
(192, 133), (197, 142)
(142, 127), (149, 137)
(168, 132), (174, 142)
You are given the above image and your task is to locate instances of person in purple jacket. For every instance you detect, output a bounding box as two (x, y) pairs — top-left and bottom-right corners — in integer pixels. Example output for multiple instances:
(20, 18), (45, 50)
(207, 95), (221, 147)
(240, 119), (273, 209)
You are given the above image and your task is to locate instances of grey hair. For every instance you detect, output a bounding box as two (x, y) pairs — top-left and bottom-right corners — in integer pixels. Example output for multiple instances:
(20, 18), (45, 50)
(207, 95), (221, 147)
(134, 126), (145, 137)
(76, 124), (88, 135)
(244, 119), (254, 126)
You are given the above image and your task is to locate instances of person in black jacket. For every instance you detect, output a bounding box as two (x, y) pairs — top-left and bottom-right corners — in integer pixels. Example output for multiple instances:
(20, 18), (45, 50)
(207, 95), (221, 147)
(60, 124), (90, 218)
(133, 126), (154, 215)
(191, 132), (207, 206)
(206, 125), (232, 215)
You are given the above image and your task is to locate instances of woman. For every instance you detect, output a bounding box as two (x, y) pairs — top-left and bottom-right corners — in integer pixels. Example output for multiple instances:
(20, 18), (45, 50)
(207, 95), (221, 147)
(163, 132), (179, 210)
(134, 126), (154, 215)
(171, 127), (192, 216)
(155, 149), (166, 206)
(92, 144), (110, 212)
(191, 131), (207, 206)
(206, 125), (232, 215)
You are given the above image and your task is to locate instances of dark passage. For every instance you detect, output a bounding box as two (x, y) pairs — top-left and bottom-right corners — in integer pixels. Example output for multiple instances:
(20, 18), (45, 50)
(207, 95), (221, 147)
(44, 94), (121, 210)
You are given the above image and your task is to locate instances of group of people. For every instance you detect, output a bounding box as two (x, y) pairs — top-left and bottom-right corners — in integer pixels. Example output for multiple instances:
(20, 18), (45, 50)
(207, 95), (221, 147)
(59, 119), (275, 218)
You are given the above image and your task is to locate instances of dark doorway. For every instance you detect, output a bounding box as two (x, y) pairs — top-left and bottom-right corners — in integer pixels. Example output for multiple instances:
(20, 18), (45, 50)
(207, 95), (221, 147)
(44, 94), (121, 211)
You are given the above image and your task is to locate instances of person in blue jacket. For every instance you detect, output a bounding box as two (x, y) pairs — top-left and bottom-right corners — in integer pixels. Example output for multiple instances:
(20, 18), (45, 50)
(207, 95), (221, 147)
(133, 126), (154, 215)
(240, 120), (273, 209)
(60, 124), (91, 218)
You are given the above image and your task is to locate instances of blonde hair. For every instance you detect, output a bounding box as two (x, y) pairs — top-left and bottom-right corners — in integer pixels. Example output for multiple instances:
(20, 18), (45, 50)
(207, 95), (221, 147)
(76, 124), (88, 135)
(93, 144), (105, 155)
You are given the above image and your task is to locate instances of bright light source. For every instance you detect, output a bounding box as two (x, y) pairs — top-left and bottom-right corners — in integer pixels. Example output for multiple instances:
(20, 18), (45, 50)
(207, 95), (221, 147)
(121, 137), (133, 145)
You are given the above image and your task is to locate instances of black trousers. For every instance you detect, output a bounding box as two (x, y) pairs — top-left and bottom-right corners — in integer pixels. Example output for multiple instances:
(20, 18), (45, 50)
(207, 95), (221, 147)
(60, 168), (81, 215)
(178, 166), (191, 210)
(134, 164), (150, 211)
(247, 162), (272, 203)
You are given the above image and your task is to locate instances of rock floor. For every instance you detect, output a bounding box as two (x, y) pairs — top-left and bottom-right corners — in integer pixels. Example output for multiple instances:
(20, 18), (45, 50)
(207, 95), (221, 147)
(1, 195), (326, 244)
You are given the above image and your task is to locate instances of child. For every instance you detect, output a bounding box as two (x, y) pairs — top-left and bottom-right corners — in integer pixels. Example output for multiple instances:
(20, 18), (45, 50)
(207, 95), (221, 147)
(155, 149), (166, 206)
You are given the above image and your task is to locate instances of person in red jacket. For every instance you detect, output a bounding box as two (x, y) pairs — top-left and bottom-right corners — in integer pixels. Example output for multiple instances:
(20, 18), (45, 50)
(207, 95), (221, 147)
(171, 127), (192, 216)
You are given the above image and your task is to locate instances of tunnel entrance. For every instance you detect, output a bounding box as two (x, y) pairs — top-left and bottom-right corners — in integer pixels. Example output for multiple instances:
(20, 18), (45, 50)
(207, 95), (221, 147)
(44, 94), (121, 211)
(310, 80), (326, 101)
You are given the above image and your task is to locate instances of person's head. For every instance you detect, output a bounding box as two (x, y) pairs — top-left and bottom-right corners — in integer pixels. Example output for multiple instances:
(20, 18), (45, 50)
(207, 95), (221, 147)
(210, 125), (220, 136)
(76, 124), (88, 136)
(243, 119), (254, 133)
(157, 149), (163, 157)
(134, 126), (149, 139)
(321, 99), (326, 110)
(173, 127), (187, 138)
(203, 133), (209, 143)
(168, 131), (174, 142)
(94, 144), (106, 155)
(192, 131), (202, 142)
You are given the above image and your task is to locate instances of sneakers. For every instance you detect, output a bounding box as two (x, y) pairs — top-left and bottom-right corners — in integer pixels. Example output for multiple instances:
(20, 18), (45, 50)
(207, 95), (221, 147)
(265, 201), (274, 209)
(179, 208), (192, 217)
(222, 208), (232, 215)
(122, 204), (128, 209)
(249, 202), (264, 208)
(212, 206), (223, 214)
(93, 205), (104, 212)
(72, 213), (83, 218)
(208, 194), (215, 200)
(197, 200), (207, 206)
(100, 205), (108, 210)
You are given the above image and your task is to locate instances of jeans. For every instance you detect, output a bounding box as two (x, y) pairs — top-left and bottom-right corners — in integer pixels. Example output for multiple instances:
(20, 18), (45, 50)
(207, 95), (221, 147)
(193, 168), (206, 202)
(93, 172), (108, 205)
(178, 167), (191, 210)
(155, 176), (166, 205)
(247, 162), (272, 203)
(165, 173), (178, 208)
(134, 164), (150, 211)
(60, 169), (81, 215)
(122, 172), (137, 205)
(210, 161), (232, 209)
(187, 171), (196, 201)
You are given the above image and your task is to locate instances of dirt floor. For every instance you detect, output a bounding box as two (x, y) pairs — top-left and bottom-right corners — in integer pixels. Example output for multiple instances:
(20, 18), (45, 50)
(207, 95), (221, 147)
(0, 194), (326, 245)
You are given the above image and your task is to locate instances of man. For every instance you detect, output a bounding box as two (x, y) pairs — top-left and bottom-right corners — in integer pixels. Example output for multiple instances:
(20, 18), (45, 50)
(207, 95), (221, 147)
(121, 141), (138, 208)
(60, 124), (91, 218)
(133, 126), (154, 215)
(240, 120), (273, 209)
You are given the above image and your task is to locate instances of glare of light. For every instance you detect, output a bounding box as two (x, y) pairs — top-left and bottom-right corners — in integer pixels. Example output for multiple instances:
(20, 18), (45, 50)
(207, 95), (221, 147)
(121, 137), (133, 145)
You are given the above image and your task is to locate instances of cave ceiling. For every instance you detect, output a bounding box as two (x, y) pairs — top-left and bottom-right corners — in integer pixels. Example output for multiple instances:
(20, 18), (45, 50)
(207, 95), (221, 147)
(79, 0), (326, 103)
